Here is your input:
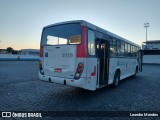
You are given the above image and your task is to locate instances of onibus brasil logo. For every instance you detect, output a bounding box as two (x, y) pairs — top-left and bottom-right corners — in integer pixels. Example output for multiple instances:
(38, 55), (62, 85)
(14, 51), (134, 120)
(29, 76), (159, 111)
(1, 112), (42, 118)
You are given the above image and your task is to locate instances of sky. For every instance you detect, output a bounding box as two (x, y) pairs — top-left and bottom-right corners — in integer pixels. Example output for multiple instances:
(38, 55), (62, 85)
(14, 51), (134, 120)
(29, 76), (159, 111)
(0, 0), (160, 50)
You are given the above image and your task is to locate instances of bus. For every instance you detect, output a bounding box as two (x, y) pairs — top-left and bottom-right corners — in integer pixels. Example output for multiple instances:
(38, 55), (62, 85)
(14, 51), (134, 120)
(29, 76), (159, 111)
(39, 20), (141, 91)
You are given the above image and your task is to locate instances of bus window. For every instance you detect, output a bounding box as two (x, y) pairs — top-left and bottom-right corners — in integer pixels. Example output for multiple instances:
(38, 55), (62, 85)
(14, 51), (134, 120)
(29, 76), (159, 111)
(125, 43), (128, 57)
(47, 35), (67, 45)
(131, 45), (134, 57)
(135, 47), (138, 58)
(128, 44), (131, 57)
(133, 46), (136, 57)
(117, 40), (121, 56)
(88, 30), (95, 55)
(41, 23), (81, 45)
(110, 39), (117, 57)
(120, 41), (125, 57)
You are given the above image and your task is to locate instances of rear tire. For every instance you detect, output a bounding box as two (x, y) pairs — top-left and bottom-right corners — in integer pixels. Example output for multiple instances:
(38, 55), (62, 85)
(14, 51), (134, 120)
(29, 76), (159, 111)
(112, 71), (120, 88)
(133, 66), (138, 77)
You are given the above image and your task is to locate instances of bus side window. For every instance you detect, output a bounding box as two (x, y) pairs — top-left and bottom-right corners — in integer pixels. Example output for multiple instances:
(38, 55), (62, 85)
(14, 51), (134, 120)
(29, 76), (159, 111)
(125, 43), (128, 57)
(120, 41), (125, 57)
(88, 30), (95, 55)
(110, 38), (117, 57)
(128, 44), (131, 57)
(133, 46), (136, 57)
(130, 45), (133, 57)
(117, 40), (121, 56)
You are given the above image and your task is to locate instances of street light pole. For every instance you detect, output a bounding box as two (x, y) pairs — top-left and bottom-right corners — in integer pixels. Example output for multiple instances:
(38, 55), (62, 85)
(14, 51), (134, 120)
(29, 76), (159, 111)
(144, 22), (149, 43)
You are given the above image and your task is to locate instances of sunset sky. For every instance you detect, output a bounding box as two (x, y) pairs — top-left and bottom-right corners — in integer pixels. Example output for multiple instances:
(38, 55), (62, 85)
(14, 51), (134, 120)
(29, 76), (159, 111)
(0, 0), (160, 50)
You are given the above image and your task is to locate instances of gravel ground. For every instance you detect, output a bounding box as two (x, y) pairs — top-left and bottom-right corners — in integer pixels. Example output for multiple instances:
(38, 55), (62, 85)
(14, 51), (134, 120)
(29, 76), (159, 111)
(0, 61), (160, 120)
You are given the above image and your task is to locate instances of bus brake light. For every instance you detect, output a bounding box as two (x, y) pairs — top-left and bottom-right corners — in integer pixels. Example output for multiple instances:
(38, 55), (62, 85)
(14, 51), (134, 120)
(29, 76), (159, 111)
(74, 63), (84, 79)
(77, 68), (82, 73)
(78, 63), (83, 68)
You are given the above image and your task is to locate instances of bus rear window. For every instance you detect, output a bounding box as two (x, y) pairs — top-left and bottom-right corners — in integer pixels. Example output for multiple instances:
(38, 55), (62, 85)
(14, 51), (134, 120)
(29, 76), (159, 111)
(41, 23), (81, 45)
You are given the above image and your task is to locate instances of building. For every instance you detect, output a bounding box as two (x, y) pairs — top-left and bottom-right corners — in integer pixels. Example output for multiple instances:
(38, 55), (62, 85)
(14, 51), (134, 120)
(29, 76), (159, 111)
(0, 49), (9, 54)
(21, 49), (39, 56)
(142, 40), (160, 64)
(142, 40), (160, 50)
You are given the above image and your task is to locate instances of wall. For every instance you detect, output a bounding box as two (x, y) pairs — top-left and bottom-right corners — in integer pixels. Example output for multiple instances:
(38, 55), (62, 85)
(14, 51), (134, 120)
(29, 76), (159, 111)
(0, 54), (39, 61)
(143, 55), (160, 64)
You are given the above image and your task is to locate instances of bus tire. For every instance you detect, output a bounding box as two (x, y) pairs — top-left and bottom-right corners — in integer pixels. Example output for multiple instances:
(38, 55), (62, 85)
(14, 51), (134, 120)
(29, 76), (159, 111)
(133, 66), (138, 77)
(112, 71), (120, 88)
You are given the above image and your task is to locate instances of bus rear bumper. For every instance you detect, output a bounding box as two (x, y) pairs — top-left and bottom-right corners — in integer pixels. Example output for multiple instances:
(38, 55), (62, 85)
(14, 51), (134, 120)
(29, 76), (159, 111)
(39, 72), (87, 89)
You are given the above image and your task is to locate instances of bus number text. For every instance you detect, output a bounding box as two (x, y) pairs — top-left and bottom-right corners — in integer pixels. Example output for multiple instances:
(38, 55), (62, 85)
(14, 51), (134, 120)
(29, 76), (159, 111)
(62, 53), (73, 58)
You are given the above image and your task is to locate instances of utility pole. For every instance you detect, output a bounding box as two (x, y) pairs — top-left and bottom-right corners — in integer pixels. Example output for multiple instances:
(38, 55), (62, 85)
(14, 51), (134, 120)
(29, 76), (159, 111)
(144, 22), (149, 49)
(144, 22), (149, 48)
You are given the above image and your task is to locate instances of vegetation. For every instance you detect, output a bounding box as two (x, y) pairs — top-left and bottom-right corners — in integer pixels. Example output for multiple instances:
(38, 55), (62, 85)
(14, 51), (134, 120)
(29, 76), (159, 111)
(6, 47), (18, 54)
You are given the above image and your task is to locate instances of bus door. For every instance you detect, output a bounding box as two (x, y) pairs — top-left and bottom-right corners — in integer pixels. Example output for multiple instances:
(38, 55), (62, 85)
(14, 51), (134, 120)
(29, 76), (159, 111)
(96, 39), (109, 86)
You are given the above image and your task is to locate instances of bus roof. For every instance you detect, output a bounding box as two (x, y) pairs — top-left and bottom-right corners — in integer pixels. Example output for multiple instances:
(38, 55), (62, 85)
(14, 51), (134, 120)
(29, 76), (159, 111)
(43, 20), (140, 47)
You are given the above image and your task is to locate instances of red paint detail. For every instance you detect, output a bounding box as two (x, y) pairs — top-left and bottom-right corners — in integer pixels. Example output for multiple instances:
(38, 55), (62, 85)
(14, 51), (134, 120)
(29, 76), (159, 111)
(91, 66), (96, 76)
(39, 46), (43, 57)
(77, 68), (82, 73)
(54, 68), (62, 73)
(76, 26), (87, 58)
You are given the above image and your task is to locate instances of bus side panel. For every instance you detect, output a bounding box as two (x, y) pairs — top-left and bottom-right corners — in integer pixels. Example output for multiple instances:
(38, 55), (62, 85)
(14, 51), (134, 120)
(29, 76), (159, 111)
(108, 58), (138, 84)
(108, 58), (117, 84)
(119, 58), (138, 79)
(86, 58), (97, 91)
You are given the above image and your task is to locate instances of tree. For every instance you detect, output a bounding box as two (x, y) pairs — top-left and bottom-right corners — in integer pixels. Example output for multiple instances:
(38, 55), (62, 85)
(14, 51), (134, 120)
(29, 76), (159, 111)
(12, 50), (18, 54)
(6, 47), (13, 53)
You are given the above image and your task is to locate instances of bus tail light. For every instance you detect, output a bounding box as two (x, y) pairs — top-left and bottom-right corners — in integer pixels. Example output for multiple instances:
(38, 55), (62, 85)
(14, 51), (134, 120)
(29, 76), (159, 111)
(39, 61), (44, 75)
(77, 68), (82, 73)
(78, 63), (83, 68)
(39, 46), (43, 57)
(74, 63), (84, 79)
(54, 68), (62, 73)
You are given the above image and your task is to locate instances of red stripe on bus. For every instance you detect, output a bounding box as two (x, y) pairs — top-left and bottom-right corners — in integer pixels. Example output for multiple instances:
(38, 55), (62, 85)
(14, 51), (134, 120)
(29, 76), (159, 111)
(39, 46), (43, 57)
(76, 26), (87, 58)
(91, 66), (96, 76)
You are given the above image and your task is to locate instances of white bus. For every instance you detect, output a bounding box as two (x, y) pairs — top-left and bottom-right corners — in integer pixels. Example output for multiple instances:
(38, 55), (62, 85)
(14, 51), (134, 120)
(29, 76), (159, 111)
(39, 20), (141, 91)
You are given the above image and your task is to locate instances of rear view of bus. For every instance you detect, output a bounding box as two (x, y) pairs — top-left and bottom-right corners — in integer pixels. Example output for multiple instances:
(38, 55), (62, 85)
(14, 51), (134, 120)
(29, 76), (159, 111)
(39, 21), (92, 90)
(39, 20), (141, 91)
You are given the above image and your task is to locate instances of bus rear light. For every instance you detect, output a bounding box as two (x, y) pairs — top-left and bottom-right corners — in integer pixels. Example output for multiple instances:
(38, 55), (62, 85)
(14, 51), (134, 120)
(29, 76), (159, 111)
(77, 68), (82, 73)
(54, 68), (62, 73)
(74, 63), (84, 79)
(78, 63), (83, 68)
(75, 73), (80, 78)
(39, 46), (43, 57)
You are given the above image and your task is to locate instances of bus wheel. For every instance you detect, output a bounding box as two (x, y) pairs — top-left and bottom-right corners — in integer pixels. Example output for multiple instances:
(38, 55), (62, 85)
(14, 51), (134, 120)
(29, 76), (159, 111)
(133, 66), (138, 77)
(112, 71), (120, 88)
